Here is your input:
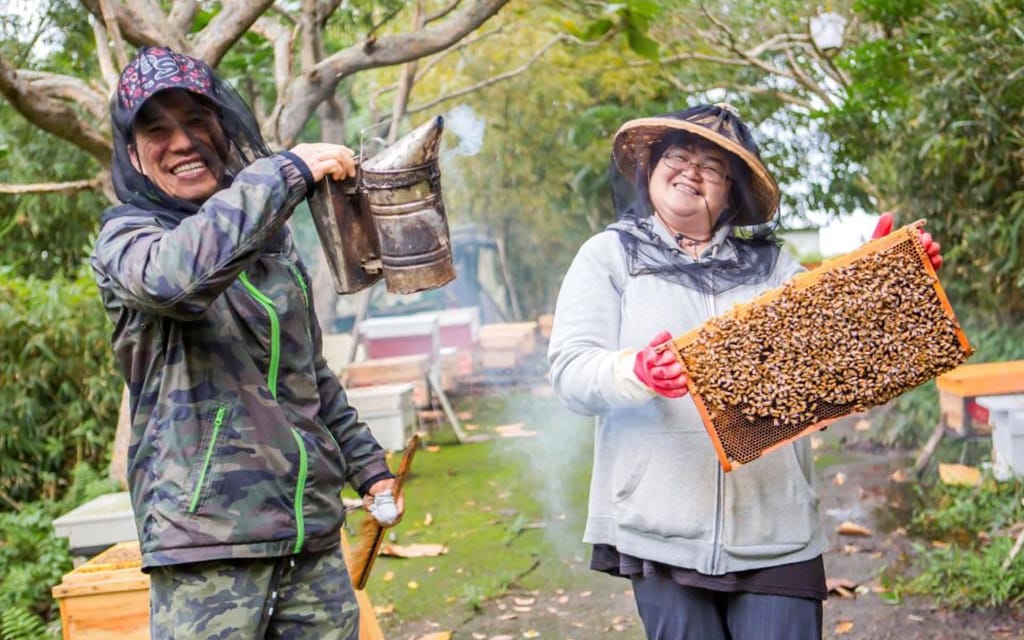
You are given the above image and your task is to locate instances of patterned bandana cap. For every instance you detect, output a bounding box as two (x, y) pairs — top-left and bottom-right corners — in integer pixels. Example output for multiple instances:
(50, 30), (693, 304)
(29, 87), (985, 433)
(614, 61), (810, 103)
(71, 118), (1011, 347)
(117, 47), (213, 116)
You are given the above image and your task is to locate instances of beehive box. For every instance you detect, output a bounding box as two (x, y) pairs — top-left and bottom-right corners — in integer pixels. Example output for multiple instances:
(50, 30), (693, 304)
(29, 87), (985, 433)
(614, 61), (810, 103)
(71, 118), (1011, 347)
(936, 360), (1024, 435)
(52, 541), (150, 640)
(664, 221), (973, 471)
(53, 537), (385, 640)
(346, 383), (418, 451)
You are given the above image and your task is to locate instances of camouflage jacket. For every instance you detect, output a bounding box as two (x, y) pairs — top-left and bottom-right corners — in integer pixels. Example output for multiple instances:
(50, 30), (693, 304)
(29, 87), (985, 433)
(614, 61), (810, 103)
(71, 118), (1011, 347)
(91, 154), (391, 569)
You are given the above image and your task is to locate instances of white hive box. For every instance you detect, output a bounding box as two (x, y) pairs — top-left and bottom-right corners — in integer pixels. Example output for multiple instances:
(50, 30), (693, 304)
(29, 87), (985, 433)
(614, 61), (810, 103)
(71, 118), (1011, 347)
(977, 395), (1024, 479)
(53, 491), (136, 555)
(346, 383), (418, 451)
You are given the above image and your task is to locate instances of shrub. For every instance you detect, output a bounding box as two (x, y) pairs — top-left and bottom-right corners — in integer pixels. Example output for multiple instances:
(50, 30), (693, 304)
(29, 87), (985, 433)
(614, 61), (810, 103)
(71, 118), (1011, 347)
(0, 264), (122, 508)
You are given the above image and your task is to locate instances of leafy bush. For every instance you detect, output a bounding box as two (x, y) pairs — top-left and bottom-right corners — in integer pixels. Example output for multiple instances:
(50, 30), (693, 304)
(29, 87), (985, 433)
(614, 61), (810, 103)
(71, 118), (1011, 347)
(900, 478), (1024, 609)
(0, 464), (121, 640)
(0, 264), (122, 508)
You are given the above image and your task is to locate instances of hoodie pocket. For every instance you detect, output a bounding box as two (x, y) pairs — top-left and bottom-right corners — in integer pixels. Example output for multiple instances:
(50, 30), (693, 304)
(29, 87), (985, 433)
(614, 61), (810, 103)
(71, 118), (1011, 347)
(723, 443), (820, 551)
(612, 432), (718, 540)
(181, 405), (230, 514)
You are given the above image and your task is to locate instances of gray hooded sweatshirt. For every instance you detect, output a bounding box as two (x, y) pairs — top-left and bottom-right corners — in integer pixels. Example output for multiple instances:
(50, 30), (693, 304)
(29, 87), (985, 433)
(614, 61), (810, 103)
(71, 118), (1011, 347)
(548, 218), (829, 575)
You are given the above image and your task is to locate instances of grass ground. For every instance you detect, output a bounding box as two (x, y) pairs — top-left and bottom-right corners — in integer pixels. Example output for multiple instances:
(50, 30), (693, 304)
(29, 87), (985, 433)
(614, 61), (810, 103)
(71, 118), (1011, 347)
(345, 385), (601, 631)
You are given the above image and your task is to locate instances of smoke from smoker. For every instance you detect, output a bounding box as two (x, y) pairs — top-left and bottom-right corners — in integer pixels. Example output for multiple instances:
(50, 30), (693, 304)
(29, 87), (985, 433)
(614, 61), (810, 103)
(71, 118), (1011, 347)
(488, 385), (594, 562)
(443, 104), (485, 158)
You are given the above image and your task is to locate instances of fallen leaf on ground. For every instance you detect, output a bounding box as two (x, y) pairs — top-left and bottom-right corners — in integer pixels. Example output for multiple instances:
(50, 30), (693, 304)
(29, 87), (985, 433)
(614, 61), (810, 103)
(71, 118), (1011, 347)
(907, 614), (924, 623)
(890, 468), (908, 482)
(415, 633), (452, 640)
(380, 542), (448, 558)
(373, 603), (394, 615)
(426, 445), (441, 453)
(838, 521), (873, 537)
(514, 597), (536, 606)
(382, 570), (395, 582)
(939, 463), (981, 487)
(493, 422), (537, 438)
(833, 472), (846, 486)
(523, 631), (540, 638)
(423, 512), (433, 526)
(827, 577), (858, 591)
(835, 620), (855, 634)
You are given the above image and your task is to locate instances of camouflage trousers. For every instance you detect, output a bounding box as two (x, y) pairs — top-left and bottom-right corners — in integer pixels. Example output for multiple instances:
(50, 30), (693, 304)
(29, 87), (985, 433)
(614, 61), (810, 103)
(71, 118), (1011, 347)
(149, 545), (359, 639)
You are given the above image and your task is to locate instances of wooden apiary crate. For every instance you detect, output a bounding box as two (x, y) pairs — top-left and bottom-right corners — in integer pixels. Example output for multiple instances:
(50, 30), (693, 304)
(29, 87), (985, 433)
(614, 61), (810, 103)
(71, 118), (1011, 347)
(478, 322), (538, 369)
(52, 541), (150, 640)
(664, 221), (973, 471)
(341, 353), (432, 407)
(936, 360), (1024, 436)
(53, 538), (386, 640)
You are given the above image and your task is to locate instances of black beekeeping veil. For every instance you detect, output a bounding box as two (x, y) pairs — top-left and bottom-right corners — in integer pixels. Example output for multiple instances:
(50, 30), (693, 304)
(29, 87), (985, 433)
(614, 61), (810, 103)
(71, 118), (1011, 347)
(106, 46), (271, 225)
(606, 103), (786, 294)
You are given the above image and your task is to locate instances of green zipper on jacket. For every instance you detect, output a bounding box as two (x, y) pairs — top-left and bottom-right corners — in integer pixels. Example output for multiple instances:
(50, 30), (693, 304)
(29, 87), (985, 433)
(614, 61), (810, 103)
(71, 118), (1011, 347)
(188, 405), (227, 513)
(238, 270), (308, 553)
(239, 272), (281, 397)
(290, 428), (308, 553)
(288, 264), (310, 309)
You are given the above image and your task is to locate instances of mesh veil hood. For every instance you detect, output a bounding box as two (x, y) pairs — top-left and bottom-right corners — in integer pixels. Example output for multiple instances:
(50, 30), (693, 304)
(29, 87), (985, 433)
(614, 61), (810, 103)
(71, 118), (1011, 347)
(606, 104), (783, 295)
(106, 46), (272, 225)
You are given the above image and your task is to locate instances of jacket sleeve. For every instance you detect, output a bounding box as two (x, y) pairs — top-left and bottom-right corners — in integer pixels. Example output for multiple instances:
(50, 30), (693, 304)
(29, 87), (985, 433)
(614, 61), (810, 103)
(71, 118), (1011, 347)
(91, 154), (309, 321)
(548, 232), (653, 416)
(294, 255), (393, 495)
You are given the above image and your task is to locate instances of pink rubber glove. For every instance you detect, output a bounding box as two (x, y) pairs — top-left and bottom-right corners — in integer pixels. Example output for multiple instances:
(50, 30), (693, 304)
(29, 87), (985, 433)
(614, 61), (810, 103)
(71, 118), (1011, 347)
(633, 331), (689, 398)
(870, 212), (943, 270)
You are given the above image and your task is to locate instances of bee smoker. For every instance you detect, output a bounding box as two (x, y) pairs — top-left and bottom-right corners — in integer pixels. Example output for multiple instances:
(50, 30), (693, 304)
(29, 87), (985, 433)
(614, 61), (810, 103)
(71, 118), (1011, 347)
(308, 116), (456, 295)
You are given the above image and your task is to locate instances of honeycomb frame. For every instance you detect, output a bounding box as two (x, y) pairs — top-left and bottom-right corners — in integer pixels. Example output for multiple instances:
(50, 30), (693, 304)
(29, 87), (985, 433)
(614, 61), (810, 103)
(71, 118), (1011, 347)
(663, 220), (973, 472)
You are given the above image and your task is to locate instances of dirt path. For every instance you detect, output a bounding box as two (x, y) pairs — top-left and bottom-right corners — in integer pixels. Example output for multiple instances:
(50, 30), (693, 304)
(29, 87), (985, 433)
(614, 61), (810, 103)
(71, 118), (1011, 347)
(382, 415), (1023, 640)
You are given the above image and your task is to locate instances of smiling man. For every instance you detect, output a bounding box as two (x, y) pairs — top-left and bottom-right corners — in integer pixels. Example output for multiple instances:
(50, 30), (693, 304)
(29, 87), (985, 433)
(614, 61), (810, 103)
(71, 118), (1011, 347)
(91, 46), (402, 639)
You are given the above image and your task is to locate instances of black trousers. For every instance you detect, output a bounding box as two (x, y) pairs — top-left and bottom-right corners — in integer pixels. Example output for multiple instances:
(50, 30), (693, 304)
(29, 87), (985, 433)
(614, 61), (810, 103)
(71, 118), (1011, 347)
(631, 573), (823, 640)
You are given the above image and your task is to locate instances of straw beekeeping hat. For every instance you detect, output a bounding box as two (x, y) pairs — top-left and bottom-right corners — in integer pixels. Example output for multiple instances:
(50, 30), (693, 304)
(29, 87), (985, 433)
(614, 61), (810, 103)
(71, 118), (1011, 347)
(612, 103), (780, 225)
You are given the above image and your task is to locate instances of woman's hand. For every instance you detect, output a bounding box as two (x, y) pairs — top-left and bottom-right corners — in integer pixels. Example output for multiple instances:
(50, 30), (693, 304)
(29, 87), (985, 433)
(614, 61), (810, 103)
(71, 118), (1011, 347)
(633, 331), (689, 398)
(289, 143), (358, 182)
(870, 212), (943, 270)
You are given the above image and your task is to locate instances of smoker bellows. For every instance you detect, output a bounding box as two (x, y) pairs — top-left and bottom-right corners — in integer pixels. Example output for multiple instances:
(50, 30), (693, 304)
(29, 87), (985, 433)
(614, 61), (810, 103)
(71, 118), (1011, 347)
(309, 116), (455, 296)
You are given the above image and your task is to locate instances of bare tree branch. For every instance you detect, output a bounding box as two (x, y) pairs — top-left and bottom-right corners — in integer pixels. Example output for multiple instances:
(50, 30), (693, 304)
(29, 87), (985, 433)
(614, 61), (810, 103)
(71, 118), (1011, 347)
(272, 0), (512, 146)
(98, 0), (130, 70)
(0, 178), (102, 196)
(91, 16), (120, 91)
(250, 16), (295, 102)
(0, 55), (111, 163)
(425, 0), (462, 24)
(19, 70), (109, 126)
(80, 0), (189, 53)
(193, 0), (277, 64)
(407, 33), (565, 116)
(168, 0), (198, 33)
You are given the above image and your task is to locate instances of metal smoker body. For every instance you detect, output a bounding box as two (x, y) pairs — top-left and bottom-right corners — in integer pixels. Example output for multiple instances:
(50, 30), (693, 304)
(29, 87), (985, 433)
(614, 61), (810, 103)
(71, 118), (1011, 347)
(309, 116), (455, 296)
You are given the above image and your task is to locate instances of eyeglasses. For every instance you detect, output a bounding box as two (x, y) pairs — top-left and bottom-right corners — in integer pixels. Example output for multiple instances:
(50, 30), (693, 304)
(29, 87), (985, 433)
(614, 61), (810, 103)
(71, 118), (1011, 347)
(660, 153), (730, 185)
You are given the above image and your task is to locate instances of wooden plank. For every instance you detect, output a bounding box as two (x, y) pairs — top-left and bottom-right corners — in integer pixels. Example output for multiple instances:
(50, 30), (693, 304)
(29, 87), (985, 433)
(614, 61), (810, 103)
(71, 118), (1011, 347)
(935, 360), (1024, 397)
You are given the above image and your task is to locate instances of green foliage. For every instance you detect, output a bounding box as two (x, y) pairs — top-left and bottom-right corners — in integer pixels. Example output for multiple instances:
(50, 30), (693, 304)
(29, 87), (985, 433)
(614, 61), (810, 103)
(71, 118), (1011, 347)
(0, 464), (120, 639)
(0, 264), (122, 506)
(0, 607), (50, 640)
(898, 479), (1024, 609)
(830, 0), (1024, 316)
